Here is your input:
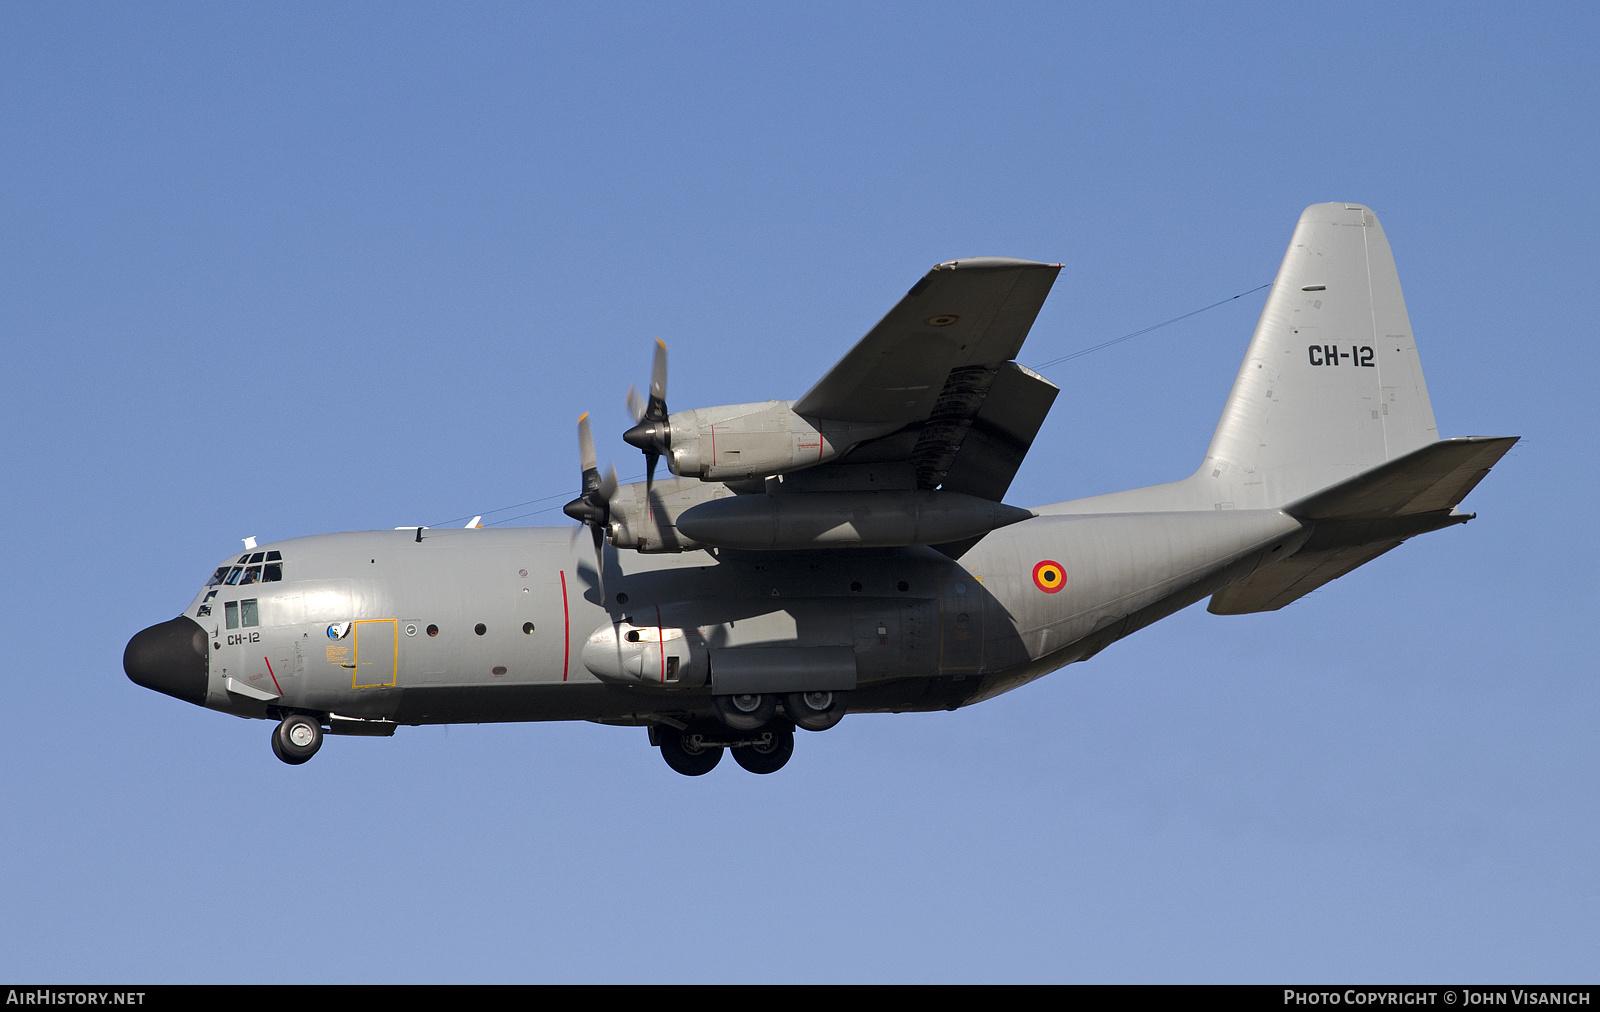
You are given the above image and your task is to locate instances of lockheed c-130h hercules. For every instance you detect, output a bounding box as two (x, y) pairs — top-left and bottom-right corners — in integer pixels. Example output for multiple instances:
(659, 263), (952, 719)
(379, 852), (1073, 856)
(125, 203), (1516, 775)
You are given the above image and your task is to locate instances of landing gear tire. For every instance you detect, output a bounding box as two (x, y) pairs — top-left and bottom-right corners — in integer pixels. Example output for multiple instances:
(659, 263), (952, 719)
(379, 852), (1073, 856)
(785, 690), (848, 732)
(713, 692), (777, 731)
(657, 727), (723, 776)
(273, 714), (323, 765)
(733, 726), (794, 775)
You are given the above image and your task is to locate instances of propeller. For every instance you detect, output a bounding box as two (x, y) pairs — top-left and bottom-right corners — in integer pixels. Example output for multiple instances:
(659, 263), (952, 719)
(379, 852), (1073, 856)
(562, 413), (617, 601)
(623, 339), (671, 489)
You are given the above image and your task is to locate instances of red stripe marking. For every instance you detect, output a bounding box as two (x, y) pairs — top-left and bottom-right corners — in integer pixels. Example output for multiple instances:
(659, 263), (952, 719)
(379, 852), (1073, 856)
(656, 604), (665, 683)
(560, 570), (570, 681)
(263, 656), (283, 696)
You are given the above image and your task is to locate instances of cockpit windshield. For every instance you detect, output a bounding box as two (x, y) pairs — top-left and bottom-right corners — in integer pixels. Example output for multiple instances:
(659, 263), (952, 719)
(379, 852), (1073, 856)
(205, 550), (284, 588)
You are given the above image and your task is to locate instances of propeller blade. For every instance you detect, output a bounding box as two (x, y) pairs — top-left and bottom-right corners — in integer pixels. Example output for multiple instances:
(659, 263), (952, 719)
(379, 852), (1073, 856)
(623, 340), (672, 491)
(650, 338), (667, 405)
(577, 412), (597, 475)
(563, 411), (617, 605)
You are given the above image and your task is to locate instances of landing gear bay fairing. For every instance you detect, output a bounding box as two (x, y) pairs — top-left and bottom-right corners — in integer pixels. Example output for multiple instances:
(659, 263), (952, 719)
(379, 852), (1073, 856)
(125, 204), (1516, 775)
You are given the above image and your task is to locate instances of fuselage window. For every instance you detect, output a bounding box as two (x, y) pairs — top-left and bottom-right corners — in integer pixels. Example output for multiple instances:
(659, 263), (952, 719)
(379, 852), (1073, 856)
(224, 599), (260, 631)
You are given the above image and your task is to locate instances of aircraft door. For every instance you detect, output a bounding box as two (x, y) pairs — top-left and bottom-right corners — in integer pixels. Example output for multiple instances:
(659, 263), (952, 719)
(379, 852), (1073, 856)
(353, 619), (398, 688)
(939, 578), (983, 673)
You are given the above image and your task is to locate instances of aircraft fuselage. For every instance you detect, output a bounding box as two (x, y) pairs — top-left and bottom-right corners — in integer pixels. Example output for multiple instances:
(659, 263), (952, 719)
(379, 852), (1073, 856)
(131, 507), (1306, 730)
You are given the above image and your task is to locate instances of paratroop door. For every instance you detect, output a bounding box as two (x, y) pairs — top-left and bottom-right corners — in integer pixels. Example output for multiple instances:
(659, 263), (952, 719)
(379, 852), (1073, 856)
(353, 619), (398, 688)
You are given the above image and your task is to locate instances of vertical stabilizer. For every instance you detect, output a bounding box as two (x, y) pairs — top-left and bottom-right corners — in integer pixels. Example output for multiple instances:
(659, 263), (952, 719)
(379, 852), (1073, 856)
(1201, 203), (1438, 509)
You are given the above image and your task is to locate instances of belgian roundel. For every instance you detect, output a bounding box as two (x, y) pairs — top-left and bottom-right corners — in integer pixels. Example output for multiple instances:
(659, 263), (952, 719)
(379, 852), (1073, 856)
(1032, 560), (1065, 594)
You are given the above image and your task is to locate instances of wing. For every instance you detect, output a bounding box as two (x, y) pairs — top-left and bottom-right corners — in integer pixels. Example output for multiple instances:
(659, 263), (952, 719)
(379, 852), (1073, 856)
(794, 257), (1061, 424)
(794, 257), (1061, 493)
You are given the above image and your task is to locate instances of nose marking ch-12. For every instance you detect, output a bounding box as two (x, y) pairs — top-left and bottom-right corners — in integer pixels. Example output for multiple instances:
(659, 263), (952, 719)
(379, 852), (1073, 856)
(124, 206), (1518, 776)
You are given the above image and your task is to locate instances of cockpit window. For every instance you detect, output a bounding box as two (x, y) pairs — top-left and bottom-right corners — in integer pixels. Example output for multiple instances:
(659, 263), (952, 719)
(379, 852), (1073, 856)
(208, 554), (284, 588)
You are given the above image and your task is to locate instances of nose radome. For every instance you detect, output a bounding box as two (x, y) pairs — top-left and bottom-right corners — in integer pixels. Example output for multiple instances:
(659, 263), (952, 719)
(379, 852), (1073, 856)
(124, 616), (209, 706)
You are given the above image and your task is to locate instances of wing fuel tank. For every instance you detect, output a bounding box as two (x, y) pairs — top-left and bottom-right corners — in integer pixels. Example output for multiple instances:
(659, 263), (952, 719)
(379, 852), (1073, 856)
(675, 490), (1034, 550)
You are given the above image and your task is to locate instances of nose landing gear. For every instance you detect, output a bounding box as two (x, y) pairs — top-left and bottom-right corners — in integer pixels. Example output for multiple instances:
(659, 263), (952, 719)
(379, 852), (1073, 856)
(271, 714), (324, 765)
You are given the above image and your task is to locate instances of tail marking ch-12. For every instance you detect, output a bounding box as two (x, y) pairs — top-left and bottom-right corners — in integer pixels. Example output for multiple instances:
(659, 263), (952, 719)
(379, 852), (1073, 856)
(125, 204), (1516, 775)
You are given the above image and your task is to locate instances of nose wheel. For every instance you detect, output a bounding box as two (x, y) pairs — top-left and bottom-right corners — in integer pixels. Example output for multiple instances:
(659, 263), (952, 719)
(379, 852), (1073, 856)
(272, 714), (324, 765)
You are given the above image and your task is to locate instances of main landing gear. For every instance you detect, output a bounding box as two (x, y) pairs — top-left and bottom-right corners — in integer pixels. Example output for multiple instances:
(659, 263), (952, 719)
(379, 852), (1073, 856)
(271, 713), (324, 765)
(652, 690), (849, 776)
(653, 724), (795, 776)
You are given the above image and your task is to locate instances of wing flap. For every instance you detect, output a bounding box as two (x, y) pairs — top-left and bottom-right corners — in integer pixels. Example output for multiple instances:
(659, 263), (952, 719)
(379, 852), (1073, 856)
(938, 362), (1060, 502)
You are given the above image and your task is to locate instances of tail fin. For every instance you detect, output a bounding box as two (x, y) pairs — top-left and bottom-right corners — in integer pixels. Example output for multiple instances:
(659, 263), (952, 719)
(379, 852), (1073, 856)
(1201, 203), (1439, 509)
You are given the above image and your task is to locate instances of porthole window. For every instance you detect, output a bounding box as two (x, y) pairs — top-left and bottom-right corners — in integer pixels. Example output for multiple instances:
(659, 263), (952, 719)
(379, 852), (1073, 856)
(474, 623), (487, 636)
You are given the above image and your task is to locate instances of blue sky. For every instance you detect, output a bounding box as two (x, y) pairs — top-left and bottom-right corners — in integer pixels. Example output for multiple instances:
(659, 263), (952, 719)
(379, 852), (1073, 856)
(1, 2), (1594, 982)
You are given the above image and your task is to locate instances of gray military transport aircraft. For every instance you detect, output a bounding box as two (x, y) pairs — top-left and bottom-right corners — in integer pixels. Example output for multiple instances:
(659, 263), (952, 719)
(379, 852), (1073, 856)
(125, 203), (1516, 775)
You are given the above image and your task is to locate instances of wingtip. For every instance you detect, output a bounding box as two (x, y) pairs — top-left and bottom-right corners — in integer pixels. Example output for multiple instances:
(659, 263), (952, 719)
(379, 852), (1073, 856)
(931, 256), (1062, 272)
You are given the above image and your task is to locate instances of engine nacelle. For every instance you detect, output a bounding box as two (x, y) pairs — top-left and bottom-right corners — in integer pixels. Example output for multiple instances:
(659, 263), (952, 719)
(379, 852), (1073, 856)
(581, 619), (709, 688)
(666, 400), (896, 482)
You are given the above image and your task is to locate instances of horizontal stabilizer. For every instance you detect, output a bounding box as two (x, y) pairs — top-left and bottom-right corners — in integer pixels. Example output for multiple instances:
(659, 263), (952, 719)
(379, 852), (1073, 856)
(1284, 435), (1519, 520)
(1208, 541), (1405, 614)
(1209, 435), (1517, 614)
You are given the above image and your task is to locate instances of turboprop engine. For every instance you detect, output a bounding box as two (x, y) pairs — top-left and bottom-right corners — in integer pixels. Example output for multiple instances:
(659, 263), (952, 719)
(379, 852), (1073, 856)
(655, 401), (899, 483)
